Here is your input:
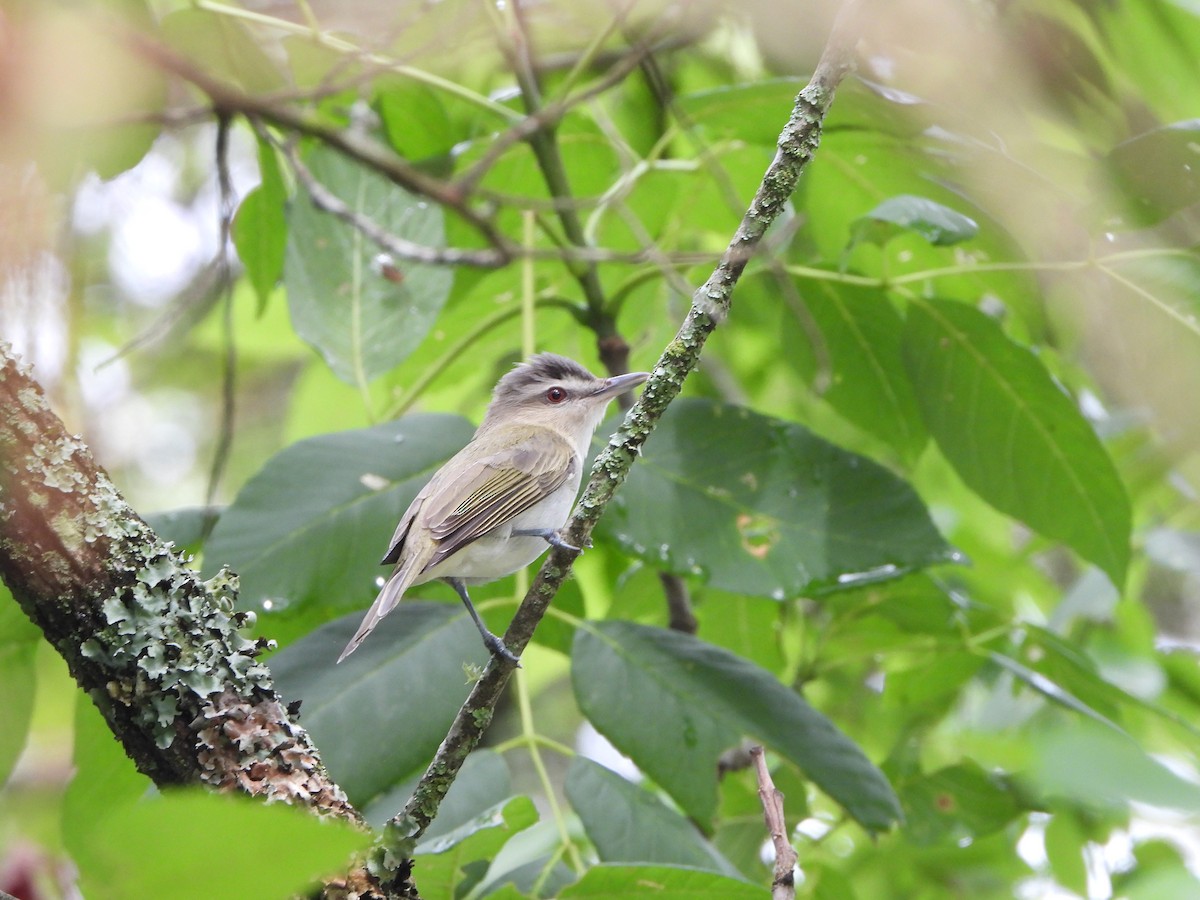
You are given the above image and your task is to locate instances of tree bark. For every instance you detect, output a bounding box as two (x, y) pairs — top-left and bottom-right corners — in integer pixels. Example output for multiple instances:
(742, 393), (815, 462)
(0, 344), (357, 820)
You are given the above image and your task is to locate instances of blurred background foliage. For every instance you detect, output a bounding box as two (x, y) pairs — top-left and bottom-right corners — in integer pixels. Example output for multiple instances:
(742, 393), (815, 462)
(3, 0), (1200, 897)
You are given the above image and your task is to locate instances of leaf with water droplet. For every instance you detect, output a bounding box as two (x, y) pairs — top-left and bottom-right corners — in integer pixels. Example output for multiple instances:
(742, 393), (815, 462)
(598, 398), (951, 599)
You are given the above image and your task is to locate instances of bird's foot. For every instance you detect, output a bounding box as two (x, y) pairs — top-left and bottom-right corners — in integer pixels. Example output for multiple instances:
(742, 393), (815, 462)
(515, 527), (581, 554)
(482, 630), (521, 666)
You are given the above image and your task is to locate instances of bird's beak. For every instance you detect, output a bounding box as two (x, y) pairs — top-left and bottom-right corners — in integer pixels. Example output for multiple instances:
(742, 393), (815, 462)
(592, 370), (651, 401)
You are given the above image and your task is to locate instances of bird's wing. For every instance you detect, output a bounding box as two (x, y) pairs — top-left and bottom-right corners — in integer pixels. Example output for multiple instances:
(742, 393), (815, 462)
(419, 429), (577, 572)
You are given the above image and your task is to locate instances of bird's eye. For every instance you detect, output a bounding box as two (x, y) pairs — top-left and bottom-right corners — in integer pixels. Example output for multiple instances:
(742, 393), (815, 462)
(545, 386), (567, 403)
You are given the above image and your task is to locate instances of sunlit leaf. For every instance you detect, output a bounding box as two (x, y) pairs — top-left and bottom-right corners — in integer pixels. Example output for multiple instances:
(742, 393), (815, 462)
(0, 589), (39, 786)
(601, 398), (952, 600)
(903, 298), (1131, 585)
(414, 797), (539, 898)
(233, 139), (287, 311)
(72, 789), (366, 900)
(573, 621), (902, 831)
(285, 146), (453, 384)
(900, 762), (1024, 847)
(793, 278), (928, 459)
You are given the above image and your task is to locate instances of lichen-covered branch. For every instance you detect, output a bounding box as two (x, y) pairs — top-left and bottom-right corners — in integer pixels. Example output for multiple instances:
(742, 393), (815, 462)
(0, 345), (356, 822)
(382, 0), (865, 866)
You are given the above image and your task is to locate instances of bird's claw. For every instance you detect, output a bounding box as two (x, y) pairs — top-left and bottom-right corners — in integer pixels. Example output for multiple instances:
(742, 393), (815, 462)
(483, 632), (521, 666)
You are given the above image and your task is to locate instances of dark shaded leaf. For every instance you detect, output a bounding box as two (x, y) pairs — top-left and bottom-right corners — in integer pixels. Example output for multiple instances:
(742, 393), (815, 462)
(204, 415), (473, 616)
(602, 398), (951, 600)
(566, 758), (738, 876)
(573, 621), (902, 831)
(271, 604), (489, 805)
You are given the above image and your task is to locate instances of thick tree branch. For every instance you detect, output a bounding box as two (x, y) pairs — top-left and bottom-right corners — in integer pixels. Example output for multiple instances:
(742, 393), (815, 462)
(0, 347), (358, 818)
(375, 0), (865, 874)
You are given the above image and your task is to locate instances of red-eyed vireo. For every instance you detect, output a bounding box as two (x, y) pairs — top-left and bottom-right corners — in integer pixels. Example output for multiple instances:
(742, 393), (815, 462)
(338, 353), (650, 664)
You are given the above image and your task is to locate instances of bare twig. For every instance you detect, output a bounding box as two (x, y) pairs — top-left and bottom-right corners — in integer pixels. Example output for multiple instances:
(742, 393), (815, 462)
(276, 134), (510, 268)
(126, 31), (512, 255)
(380, 0), (865, 871)
(752, 746), (799, 900)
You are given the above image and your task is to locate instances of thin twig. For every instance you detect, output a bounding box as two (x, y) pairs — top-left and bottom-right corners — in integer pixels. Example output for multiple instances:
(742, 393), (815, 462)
(380, 0), (866, 870)
(203, 114), (238, 528)
(276, 134), (510, 268)
(126, 30), (512, 255)
(751, 746), (799, 900)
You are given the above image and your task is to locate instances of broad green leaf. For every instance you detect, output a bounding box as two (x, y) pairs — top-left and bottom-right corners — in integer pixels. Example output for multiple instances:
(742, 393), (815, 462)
(602, 398), (951, 600)
(204, 415), (473, 615)
(63, 695), (150, 853)
(675, 78), (805, 145)
(233, 139), (287, 310)
(0, 590), (39, 785)
(988, 651), (1123, 732)
(1033, 721), (1200, 811)
(271, 604), (488, 805)
(285, 146), (453, 384)
(414, 797), (539, 898)
(566, 758), (738, 876)
(900, 763), (1023, 847)
(1109, 120), (1200, 226)
(573, 621), (902, 831)
(793, 278), (927, 459)
(559, 864), (765, 899)
(72, 789), (367, 900)
(903, 298), (1131, 585)
(851, 195), (979, 248)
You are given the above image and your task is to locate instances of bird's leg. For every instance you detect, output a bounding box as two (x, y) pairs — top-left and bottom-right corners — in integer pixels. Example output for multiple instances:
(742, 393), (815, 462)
(513, 527), (581, 553)
(445, 577), (520, 665)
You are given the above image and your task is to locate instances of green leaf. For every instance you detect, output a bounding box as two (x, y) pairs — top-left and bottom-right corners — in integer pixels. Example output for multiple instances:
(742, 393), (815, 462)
(903, 298), (1131, 585)
(375, 81), (457, 161)
(573, 621), (902, 831)
(414, 796), (539, 898)
(559, 864), (765, 899)
(1033, 721), (1200, 811)
(566, 758), (738, 876)
(285, 146), (453, 384)
(364, 748), (511, 833)
(1109, 120), (1200, 226)
(793, 278), (928, 460)
(233, 139), (287, 311)
(204, 415), (473, 616)
(851, 195), (979, 247)
(72, 789), (367, 900)
(0, 590), (39, 785)
(676, 78), (805, 145)
(900, 763), (1023, 847)
(601, 398), (951, 600)
(271, 604), (488, 805)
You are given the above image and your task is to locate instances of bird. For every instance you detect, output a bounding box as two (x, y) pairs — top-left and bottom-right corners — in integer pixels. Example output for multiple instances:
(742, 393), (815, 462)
(337, 353), (650, 664)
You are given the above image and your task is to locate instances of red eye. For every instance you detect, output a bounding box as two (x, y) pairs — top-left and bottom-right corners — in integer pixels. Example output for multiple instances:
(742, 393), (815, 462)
(546, 386), (567, 403)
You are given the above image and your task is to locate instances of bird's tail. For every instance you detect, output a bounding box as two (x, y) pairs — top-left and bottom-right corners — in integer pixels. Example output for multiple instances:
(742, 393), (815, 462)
(337, 554), (425, 663)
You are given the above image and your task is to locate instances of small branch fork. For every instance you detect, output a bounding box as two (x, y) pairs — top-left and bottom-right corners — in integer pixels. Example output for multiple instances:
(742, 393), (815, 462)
(376, 0), (866, 883)
(752, 746), (799, 900)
